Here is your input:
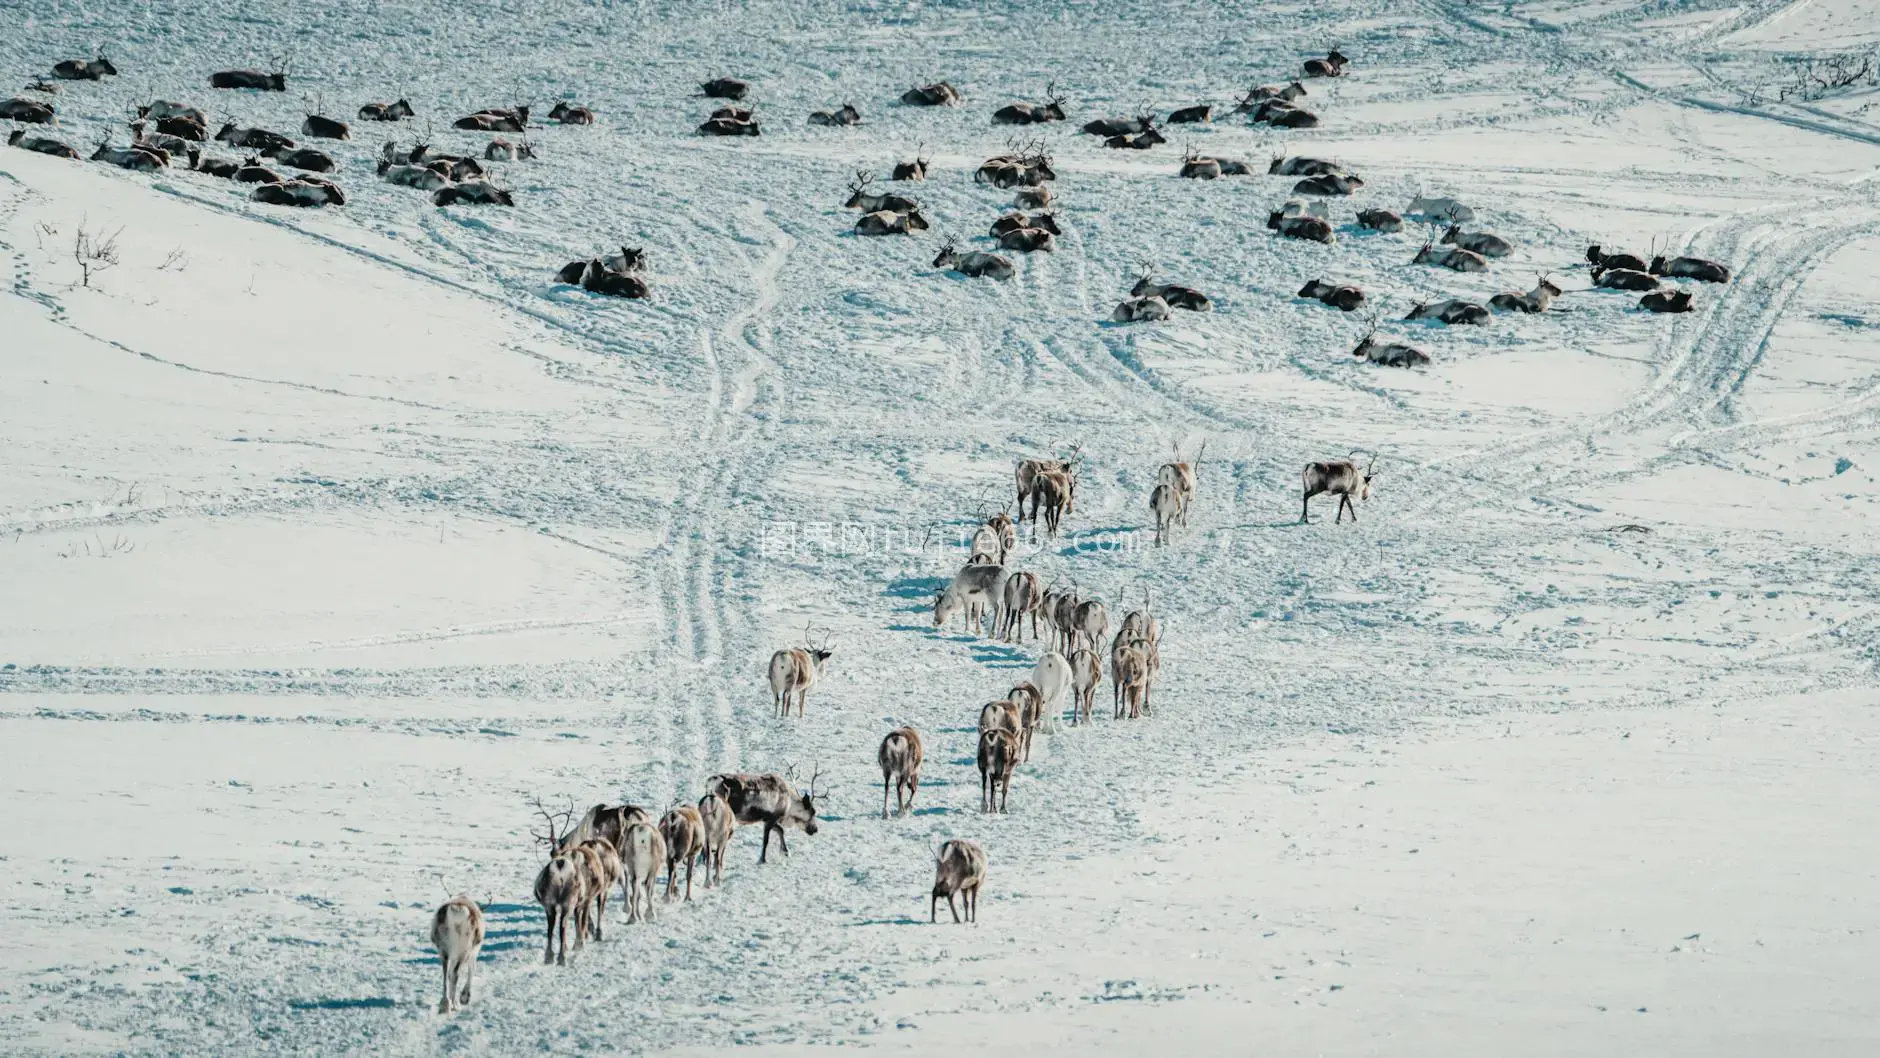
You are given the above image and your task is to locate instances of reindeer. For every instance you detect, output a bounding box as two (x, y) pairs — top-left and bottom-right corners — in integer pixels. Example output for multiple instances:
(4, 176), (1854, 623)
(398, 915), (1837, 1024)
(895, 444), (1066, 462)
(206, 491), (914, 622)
(998, 225), (1056, 252)
(1352, 319), (1430, 367)
(1357, 208), (1403, 232)
(1131, 271), (1212, 311)
(1267, 210), (1335, 244)
(1251, 100), (1319, 127)
(708, 770), (824, 863)
(1641, 288), (1695, 313)
(658, 806), (705, 901)
(430, 894), (484, 1013)
(878, 726), (924, 817)
(1104, 126), (1167, 149)
(426, 153), (486, 181)
(999, 570), (1042, 642)
(1114, 295), (1171, 323)
(1592, 264), (1658, 291)
(128, 122), (195, 160)
(977, 729), (1018, 813)
(936, 562), (1006, 636)
(768, 626), (834, 717)
(530, 802), (588, 964)
(969, 521), (1006, 565)
(275, 146), (336, 172)
(1295, 173), (1363, 197)
(1406, 298), (1490, 325)
(1299, 278), (1366, 311)
(214, 122), (293, 153)
(892, 143), (931, 180)
(579, 260), (651, 299)
(559, 803), (652, 853)
(1490, 275), (1562, 313)
(844, 170), (918, 213)
(934, 238), (1015, 279)
(1586, 244), (1647, 273)
(1006, 682), (1046, 761)
(8, 130), (79, 159)
(457, 109), (527, 132)
(808, 102), (864, 126)
(711, 104), (754, 122)
(1082, 106), (1156, 136)
(300, 96), (350, 140)
(91, 141), (167, 171)
(1168, 103), (1213, 124)
(1407, 195), (1473, 223)
(990, 211), (1060, 238)
(1304, 48), (1351, 78)
(1069, 647), (1101, 724)
(253, 179), (345, 207)
(975, 143), (1054, 187)
(1015, 185), (1060, 207)
(573, 840), (621, 940)
(1232, 83), (1307, 113)
(1050, 589), (1082, 655)
(1268, 151), (1347, 176)
(1413, 240), (1488, 273)
(1031, 467), (1075, 537)
(1031, 650), (1072, 718)
(902, 82), (961, 106)
(1301, 453), (1377, 523)
(1180, 146), (1223, 180)
(700, 77), (751, 100)
(0, 98), (56, 123)
(359, 98), (414, 121)
(931, 839), (987, 923)
(993, 82), (1066, 124)
(1112, 641), (1150, 719)
(1071, 599), (1109, 653)
(485, 136), (537, 161)
(210, 63), (287, 91)
(549, 101), (596, 125)
(53, 55), (117, 81)
(979, 699), (1021, 740)
(380, 160), (450, 190)
(381, 139), (432, 166)
(138, 100), (208, 125)
(618, 822), (666, 923)
(232, 156), (283, 184)
(697, 791), (734, 887)
(1150, 483), (1185, 545)
(856, 208), (930, 235)
(145, 114), (206, 141)
(1158, 441), (1205, 520)
(1014, 455), (1073, 522)
(434, 181), (514, 206)
(1650, 253), (1730, 283)
(1441, 224), (1510, 258)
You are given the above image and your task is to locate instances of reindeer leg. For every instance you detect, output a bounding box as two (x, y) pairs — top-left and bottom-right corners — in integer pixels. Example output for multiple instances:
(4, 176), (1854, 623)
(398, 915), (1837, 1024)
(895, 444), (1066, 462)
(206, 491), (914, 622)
(543, 909), (556, 964)
(759, 823), (773, 864)
(776, 827), (791, 858)
(685, 849), (695, 900)
(1302, 492), (1312, 523)
(439, 955), (454, 1013)
(883, 777), (891, 819)
(932, 892), (940, 923)
(949, 892), (963, 923)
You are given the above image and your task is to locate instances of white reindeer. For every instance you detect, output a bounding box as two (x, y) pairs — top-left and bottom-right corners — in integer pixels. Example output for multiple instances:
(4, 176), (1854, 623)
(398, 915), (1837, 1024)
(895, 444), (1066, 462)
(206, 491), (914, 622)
(1031, 650), (1072, 720)
(430, 895), (484, 1013)
(620, 822), (666, 924)
(1069, 648), (1102, 724)
(768, 626), (834, 717)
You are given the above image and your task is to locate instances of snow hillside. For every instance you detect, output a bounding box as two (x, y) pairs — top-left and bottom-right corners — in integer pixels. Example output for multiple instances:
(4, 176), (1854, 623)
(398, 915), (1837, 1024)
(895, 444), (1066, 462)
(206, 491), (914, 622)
(3, 0), (1880, 1053)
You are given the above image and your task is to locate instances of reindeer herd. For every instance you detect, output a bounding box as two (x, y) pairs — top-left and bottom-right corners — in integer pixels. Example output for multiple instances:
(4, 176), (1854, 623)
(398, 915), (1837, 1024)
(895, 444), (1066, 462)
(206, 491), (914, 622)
(10, 40), (1750, 1016)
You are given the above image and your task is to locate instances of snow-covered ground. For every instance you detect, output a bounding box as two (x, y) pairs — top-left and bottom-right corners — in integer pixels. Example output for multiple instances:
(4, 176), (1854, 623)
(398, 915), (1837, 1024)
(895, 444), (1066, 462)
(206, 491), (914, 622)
(3, 0), (1879, 1053)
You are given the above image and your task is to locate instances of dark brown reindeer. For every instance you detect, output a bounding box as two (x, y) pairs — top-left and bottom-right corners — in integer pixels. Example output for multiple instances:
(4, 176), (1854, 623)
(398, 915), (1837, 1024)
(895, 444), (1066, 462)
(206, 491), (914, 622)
(529, 800), (587, 966)
(1640, 288), (1695, 313)
(700, 77), (751, 100)
(53, 55), (118, 81)
(1267, 210), (1334, 244)
(1649, 252), (1730, 283)
(1405, 298), (1490, 325)
(1105, 124), (1166, 149)
(1304, 48), (1351, 78)
(1301, 452), (1376, 523)
(8, 130), (79, 159)
(707, 770), (825, 863)
(989, 211), (1060, 238)
(1294, 172), (1364, 196)
(210, 58), (287, 91)
(1268, 150), (1348, 176)
(1250, 100), (1319, 127)
(931, 840), (987, 923)
(977, 729), (1018, 813)
(1357, 208), (1404, 232)
(892, 142), (931, 180)
(1586, 243), (1647, 273)
(856, 207), (930, 235)
(878, 726), (924, 817)
(1083, 105), (1155, 137)
(359, 98), (414, 121)
(1167, 103), (1213, 124)
(808, 102), (860, 126)
(699, 115), (760, 136)
(214, 121), (294, 154)
(1592, 263), (1659, 291)
(300, 95), (350, 139)
(1233, 82), (1307, 112)
(1299, 278), (1365, 311)
(0, 97), (56, 123)
(994, 82), (1067, 125)
(549, 101), (596, 125)
(902, 81), (961, 106)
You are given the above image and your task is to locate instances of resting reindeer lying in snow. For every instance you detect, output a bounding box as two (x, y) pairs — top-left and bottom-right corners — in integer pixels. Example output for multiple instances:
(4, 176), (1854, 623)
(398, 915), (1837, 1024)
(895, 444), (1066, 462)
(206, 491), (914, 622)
(1299, 278), (1366, 311)
(1640, 288), (1694, 313)
(1358, 207), (1403, 232)
(1267, 210), (1334, 244)
(994, 83), (1066, 125)
(902, 82), (961, 106)
(1405, 298), (1490, 326)
(1413, 240), (1487, 273)
(1490, 275), (1562, 313)
(1132, 272), (1211, 311)
(1352, 318), (1430, 367)
(1442, 224), (1510, 258)
(1113, 295), (1170, 322)
(856, 208), (930, 235)
(935, 238), (1015, 279)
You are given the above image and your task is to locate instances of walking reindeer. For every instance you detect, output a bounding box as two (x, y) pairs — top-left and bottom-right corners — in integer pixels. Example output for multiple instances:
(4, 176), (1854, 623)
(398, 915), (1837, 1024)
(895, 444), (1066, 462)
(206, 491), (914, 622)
(768, 624), (834, 717)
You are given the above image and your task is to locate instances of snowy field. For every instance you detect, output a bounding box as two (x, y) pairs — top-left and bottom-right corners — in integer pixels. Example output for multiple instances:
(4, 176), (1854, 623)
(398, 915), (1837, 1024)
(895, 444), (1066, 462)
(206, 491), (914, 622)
(3, 0), (1880, 1053)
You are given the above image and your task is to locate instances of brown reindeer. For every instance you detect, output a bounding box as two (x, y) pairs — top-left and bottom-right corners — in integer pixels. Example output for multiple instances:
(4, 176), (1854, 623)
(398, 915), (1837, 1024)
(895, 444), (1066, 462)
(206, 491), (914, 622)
(430, 895), (485, 1013)
(879, 726), (925, 817)
(768, 626), (834, 717)
(932, 839), (988, 923)
(697, 791), (735, 887)
(530, 801), (588, 965)
(978, 729), (1019, 813)
(1302, 453), (1377, 523)
(658, 806), (705, 901)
